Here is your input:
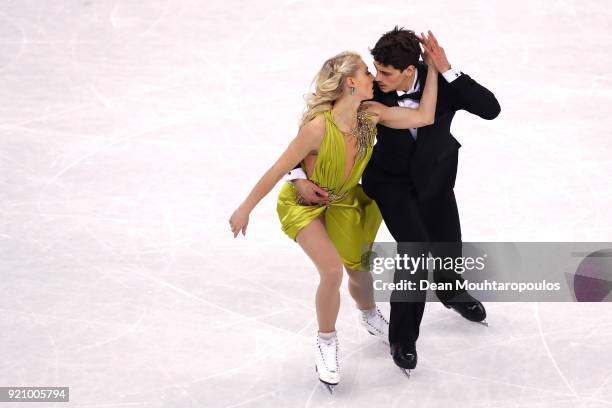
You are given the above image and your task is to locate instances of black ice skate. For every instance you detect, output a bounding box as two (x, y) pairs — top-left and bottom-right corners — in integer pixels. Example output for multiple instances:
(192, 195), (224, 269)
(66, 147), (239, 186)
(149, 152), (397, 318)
(442, 291), (488, 326)
(390, 342), (417, 378)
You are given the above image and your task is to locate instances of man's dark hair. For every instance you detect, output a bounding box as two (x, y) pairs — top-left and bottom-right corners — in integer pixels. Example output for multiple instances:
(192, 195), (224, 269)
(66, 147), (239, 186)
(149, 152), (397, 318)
(370, 26), (421, 71)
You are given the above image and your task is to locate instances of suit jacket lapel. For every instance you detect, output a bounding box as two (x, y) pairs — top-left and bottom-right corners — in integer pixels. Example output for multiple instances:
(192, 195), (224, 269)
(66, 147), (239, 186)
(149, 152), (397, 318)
(416, 62), (428, 91)
(386, 91), (400, 107)
(373, 81), (400, 107)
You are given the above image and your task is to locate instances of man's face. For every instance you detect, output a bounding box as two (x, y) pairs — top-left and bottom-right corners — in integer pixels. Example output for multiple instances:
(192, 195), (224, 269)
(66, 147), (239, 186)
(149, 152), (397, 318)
(373, 61), (415, 93)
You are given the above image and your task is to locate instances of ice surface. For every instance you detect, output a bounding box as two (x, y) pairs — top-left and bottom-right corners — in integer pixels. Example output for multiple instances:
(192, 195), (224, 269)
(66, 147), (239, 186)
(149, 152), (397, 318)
(1, 0), (611, 406)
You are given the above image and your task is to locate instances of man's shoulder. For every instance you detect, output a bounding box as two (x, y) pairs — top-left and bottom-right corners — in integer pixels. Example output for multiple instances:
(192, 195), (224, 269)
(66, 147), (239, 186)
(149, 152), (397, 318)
(372, 83), (394, 106)
(372, 82), (383, 100)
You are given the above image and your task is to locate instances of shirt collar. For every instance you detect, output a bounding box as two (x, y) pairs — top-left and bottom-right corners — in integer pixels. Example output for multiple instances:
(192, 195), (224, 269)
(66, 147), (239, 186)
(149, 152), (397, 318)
(396, 70), (420, 97)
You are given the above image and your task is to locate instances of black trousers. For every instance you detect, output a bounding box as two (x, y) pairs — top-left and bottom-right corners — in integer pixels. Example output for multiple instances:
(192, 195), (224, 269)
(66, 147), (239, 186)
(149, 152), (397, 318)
(363, 165), (464, 344)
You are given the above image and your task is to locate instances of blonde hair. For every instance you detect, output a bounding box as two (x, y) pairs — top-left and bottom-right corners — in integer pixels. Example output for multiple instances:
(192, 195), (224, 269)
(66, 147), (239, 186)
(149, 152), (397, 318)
(300, 51), (362, 127)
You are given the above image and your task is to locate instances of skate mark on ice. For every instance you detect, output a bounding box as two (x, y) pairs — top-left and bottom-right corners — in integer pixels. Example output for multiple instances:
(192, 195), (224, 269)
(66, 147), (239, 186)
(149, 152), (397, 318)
(534, 302), (577, 396)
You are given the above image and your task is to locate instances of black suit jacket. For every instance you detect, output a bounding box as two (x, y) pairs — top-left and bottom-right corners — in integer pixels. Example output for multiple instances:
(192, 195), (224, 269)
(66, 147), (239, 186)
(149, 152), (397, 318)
(364, 62), (500, 200)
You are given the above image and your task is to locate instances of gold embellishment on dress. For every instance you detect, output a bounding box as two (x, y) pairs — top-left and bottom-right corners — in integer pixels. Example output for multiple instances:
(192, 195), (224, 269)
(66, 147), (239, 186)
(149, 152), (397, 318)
(332, 107), (376, 160)
(294, 193), (311, 206)
(354, 108), (377, 159)
(295, 187), (347, 206)
(326, 190), (347, 202)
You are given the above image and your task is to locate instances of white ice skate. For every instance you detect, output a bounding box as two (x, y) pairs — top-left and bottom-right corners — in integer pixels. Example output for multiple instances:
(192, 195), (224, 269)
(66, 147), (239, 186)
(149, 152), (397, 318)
(359, 306), (389, 344)
(315, 333), (340, 394)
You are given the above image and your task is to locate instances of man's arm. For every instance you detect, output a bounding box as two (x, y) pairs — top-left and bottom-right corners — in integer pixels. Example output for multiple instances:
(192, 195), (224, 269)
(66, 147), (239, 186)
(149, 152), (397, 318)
(284, 166), (307, 182)
(446, 73), (501, 120)
(284, 166), (330, 205)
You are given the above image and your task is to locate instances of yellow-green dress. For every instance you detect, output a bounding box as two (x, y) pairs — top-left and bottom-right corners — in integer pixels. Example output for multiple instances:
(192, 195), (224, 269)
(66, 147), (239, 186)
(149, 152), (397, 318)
(277, 109), (382, 271)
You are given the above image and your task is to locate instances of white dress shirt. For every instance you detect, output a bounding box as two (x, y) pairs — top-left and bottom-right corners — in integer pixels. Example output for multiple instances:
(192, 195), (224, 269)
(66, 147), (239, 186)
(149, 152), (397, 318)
(397, 67), (462, 140)
(396, 70), (421, 140)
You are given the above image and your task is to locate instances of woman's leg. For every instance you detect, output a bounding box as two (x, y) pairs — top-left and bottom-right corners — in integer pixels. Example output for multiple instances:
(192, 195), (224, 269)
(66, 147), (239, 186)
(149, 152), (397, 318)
(296, 217), (344, 333)
(345, 267), (375, 311)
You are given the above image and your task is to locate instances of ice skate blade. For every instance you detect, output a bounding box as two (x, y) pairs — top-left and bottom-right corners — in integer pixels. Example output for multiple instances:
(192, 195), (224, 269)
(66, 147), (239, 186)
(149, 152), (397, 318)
(399, 367), (411, 378)
(321, 382), (335, 394)
(316, 366), (338, 394)
(477, 319), (489, 327)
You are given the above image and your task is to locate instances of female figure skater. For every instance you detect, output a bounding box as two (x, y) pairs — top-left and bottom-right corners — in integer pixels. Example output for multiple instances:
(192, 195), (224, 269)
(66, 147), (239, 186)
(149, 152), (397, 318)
(229, 36), (438, 392)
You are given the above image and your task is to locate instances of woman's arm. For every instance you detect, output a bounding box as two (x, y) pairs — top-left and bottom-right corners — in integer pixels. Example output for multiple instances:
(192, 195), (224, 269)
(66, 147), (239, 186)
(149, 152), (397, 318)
(365, 63), (438, 129)
(420, 30), (500, 120)
(229, 116), (324, 237)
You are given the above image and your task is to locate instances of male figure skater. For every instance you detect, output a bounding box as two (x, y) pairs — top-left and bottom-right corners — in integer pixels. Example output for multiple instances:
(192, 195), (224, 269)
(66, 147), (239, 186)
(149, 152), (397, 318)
(289, 27), (500, 373)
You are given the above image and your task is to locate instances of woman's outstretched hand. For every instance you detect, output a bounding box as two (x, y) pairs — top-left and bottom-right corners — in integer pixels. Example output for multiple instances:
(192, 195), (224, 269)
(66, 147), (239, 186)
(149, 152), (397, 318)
(417, 30), (449, 73)
(229, 207), (249, 238)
